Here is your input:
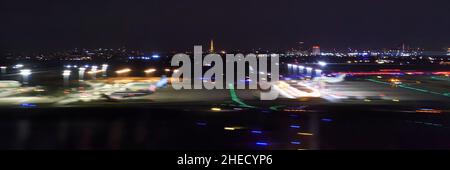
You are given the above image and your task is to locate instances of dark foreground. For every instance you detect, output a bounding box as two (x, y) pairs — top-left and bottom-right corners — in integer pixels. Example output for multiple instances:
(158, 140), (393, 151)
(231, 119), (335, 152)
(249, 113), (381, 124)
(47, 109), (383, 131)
(0, 104), (448, 150)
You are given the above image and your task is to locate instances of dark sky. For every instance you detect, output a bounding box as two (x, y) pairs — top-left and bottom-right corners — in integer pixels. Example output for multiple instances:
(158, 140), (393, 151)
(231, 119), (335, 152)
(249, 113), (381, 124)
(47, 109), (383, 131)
(1, 0), (449, 52)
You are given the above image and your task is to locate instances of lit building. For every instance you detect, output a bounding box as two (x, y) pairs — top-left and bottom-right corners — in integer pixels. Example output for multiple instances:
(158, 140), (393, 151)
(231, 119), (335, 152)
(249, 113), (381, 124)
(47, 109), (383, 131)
(209, 39), (214, 53)
(312, 46), (321, 56)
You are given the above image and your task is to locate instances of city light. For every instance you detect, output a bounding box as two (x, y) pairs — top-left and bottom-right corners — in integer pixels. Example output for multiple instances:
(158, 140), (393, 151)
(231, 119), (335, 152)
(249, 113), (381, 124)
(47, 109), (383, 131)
(20, 69), (31, 76)
(318, 61), (327, 67)
(116, 68), (131, 74)
(13, 64), (24, 69)
(152, 54), (160, 59)
(62, 70), (71, 76)
(144, 68), (157, 73)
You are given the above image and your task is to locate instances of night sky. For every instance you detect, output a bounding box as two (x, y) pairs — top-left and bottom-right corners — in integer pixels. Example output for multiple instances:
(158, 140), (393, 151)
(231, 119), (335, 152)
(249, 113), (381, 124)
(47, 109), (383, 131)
(1, 0), (449, 52)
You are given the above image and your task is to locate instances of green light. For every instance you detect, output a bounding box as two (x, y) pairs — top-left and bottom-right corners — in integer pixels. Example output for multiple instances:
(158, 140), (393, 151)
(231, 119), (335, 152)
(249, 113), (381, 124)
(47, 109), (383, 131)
(366, 79), (449, 98)
(228, 83), (255, 108)
(269, 105), (285, 111)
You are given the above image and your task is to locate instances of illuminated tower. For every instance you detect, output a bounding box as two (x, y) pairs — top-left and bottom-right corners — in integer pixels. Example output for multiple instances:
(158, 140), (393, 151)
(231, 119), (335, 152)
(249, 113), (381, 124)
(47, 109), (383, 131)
(209, 39), (214, 53)
(312, 46), (321, 56)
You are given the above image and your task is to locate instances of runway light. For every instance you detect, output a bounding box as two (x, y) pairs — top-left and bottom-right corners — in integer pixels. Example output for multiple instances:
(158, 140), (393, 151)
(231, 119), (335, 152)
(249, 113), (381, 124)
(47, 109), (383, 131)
(321, 118), (333, 122)
(298, 132), (314, 136)
(318, 61), (327, 67)
(196, 122), (207, 126)
(144, 68), (156, 73)
(256, 142), (269, 146)
(211, 107), (221, 111)
(14, 64), (24, 69)
(116, 68), (131, 74)
(251, 130), (262, 134)
(224, 127), (235, 131)
(291, 141), (301, 145)
(290, 125), (301, 129)
(20, 69), (31, 76)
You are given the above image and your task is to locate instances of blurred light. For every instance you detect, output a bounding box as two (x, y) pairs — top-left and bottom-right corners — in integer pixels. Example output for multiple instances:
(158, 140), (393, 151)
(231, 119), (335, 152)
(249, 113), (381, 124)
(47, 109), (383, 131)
(62, 70), (71, 76)
(13, 64), (24, 69)
(164, 68), (171, 72)
(116, 68), (131, 74)
(21, 103), (37, 108)
(144, 68), (157, 73)
(256, 142), (269, 146)
(20, 69), (31, 76)
(211, 107), (221, 111)
(318, 61), (327, 67)
(290, 125), (301, 129)
(0, 66), (6, 69)
(321, 118), (333, 122)
(251, 130), (262, 134)
(152, 54), (160, 59)
(196, 122), (207, 126)
(224, 127), (235, 131)
(291, 141), (301, 145)
(298, 132), (314, 136)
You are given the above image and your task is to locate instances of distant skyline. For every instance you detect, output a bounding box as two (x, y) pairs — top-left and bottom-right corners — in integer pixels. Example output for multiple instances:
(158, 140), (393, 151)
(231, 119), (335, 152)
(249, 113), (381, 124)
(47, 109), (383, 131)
(1, 0), (449, 52)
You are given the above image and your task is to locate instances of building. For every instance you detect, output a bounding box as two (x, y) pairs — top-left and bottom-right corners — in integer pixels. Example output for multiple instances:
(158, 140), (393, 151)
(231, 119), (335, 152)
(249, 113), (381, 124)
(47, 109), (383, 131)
(209, 39), (214, 53)
(312, 46), (321, 56)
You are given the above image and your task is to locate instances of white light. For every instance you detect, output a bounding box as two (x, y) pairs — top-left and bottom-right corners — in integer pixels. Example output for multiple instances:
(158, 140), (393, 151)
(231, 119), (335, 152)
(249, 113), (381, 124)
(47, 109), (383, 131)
(318, 61), (327, 67)
(299, 65), (305, 69)
(79, 68), (86, 71)
(14, 64), (24, 69)
(0, 66), (6, 69)
(63, 70), (71, 76)
(306, 67), (313, 71)
(20, 69), (31, 76)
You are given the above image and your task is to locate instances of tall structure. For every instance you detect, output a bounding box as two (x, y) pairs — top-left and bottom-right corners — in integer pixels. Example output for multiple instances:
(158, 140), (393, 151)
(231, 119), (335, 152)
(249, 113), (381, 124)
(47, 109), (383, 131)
(312, 46), (321, 56)
(209, 39), (214, 53)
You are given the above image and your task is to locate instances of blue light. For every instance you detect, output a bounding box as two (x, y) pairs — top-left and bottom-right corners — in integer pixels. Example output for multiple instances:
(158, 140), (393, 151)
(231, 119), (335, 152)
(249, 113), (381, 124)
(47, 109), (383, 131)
(321, 118), (333, 122)
(152, 54), (160, 59)
(196, 122), (207, 126)
(290, 125), (301, 129)
(251, 130), (262, 134)
(291, 141), (301, 145)
(21, 103), (37, 107)
(256, 142), (269, 146)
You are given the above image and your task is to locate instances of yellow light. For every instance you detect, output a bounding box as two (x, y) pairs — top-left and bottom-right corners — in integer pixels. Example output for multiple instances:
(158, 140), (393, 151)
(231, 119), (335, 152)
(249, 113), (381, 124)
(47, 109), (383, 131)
(211, 107), (221, 111)
(116, 68), (131, 74)
(224, 127), (235, 131)
(298, 132), (314, 136)
(224, 126), (244, 131)
(164, 69), (170, 72)
(392, 99), (400, 102)
(87, 70), (103, 74)
(144, 68), (156, 73)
